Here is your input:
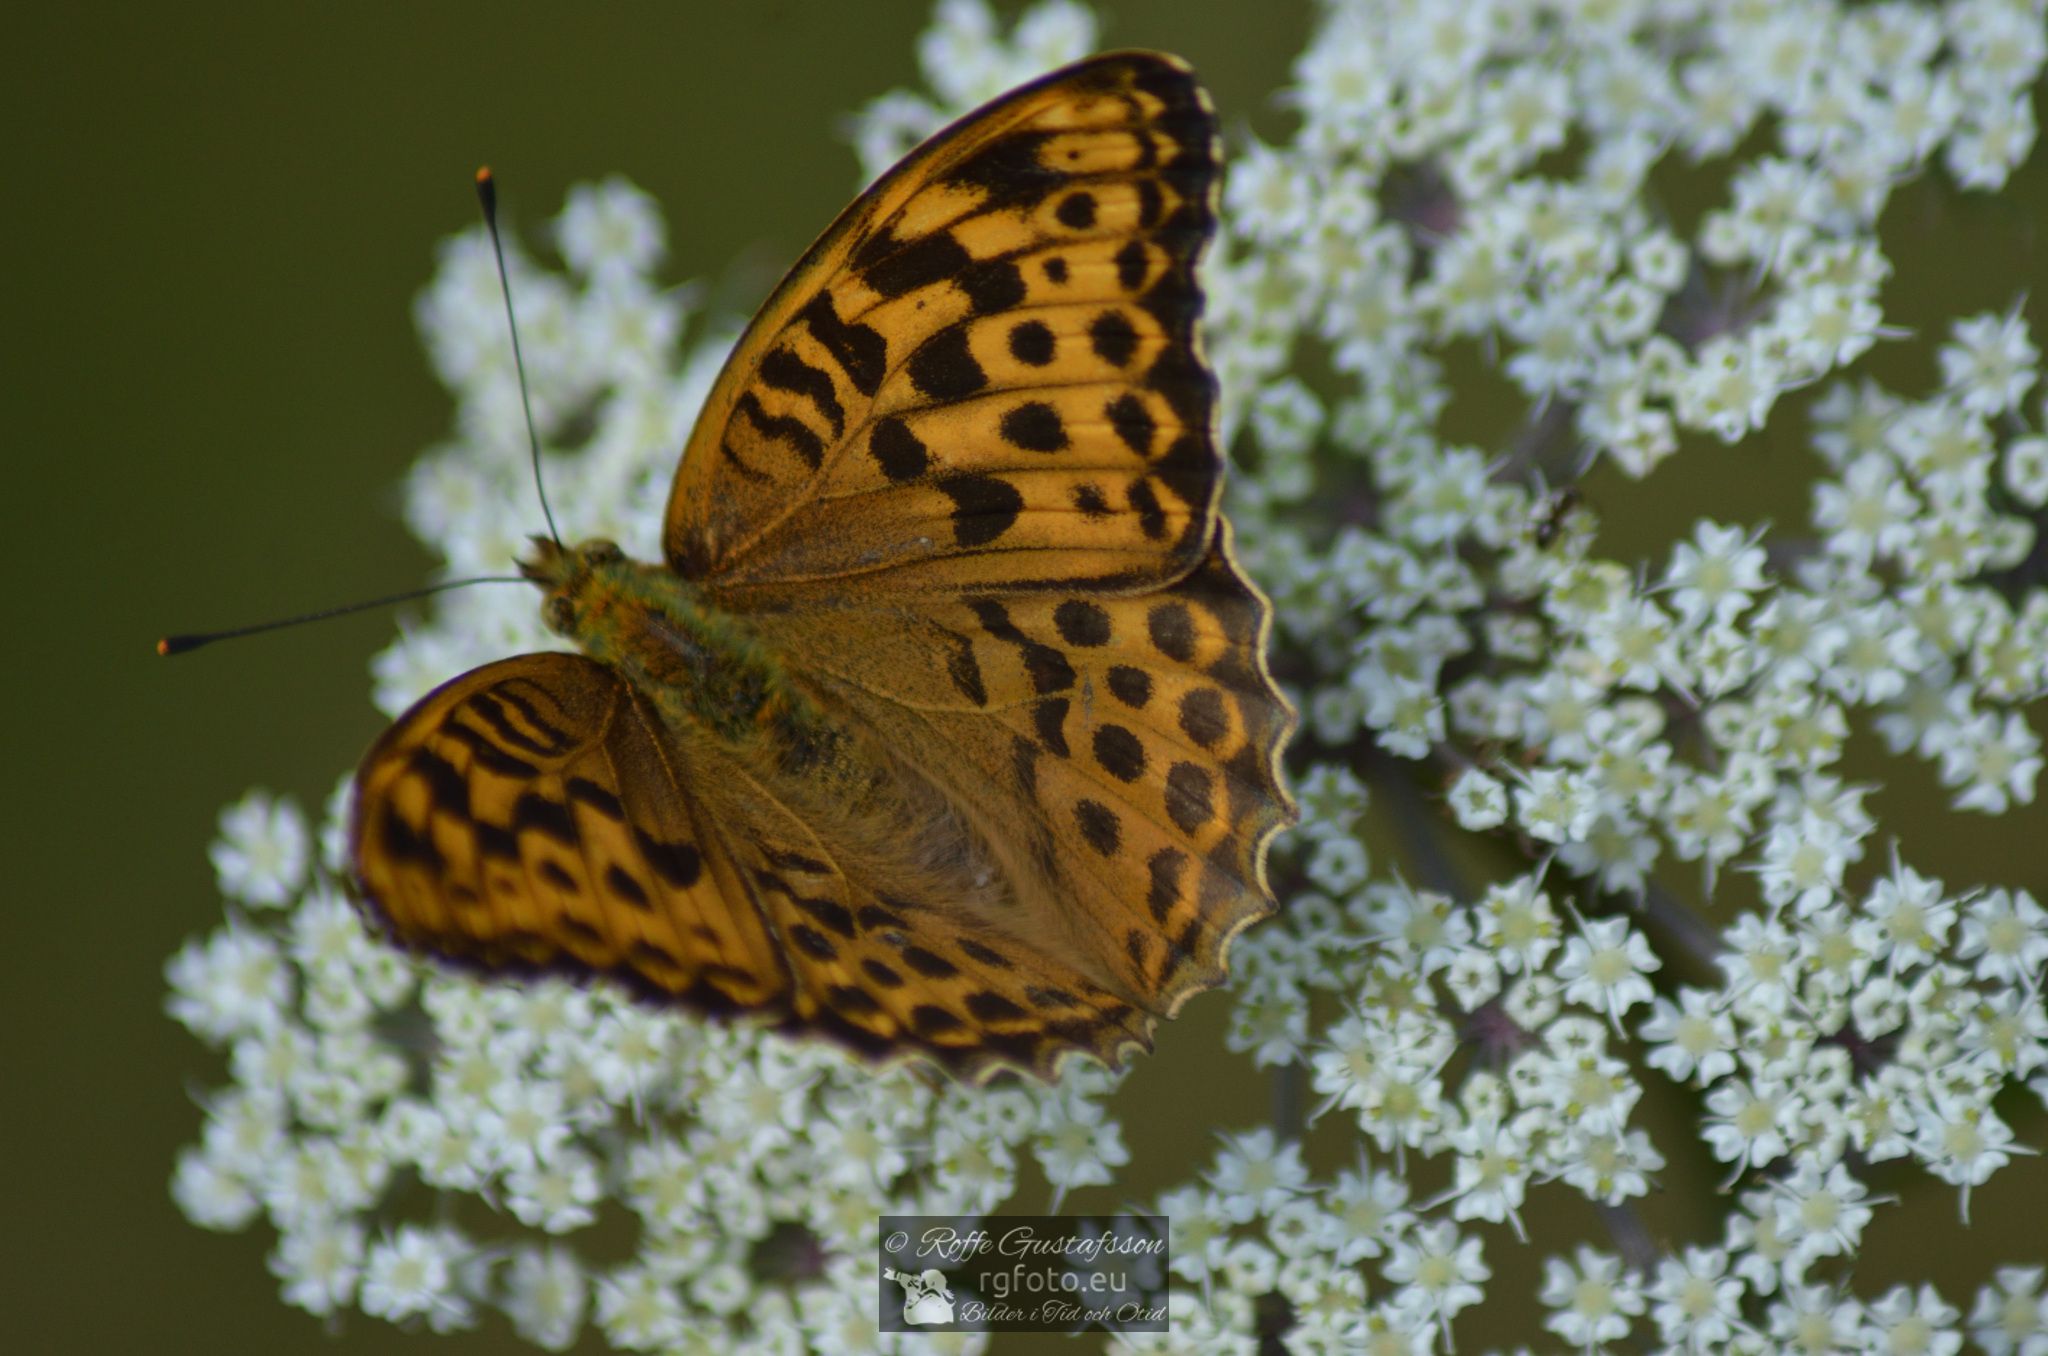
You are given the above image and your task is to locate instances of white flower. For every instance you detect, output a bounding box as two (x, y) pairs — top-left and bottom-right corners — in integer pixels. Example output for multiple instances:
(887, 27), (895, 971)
(270, 1218), (365, 1318)
(1956, 887), (2048, 985)
(1640, 988), (1738, 1086)
(360, 1225), (475, 1331)
(165, 924), (293, 1044)
(1556, 915), (1661, 1031)
(1703, 1076), (1802, 1177)
(1447, 767), (1509, 830)
(1939, 709), (2043, 813)
(1771, 1155), (1875, 1270)
(1035, 1092), (1128, 1198)
(1940, 308), (2039, 416)
(1663, 520), (1769, 626)
(209, 791), (309, 907)
(1540, 1245), (1645, 1349)
(1382, 1219), (1489, 1326)
(501, 1245), (587, 1352)
(1968, 1264), (2048, 1356)
(1768, 1282), (1865, 1356)
(1207, 1128), (1308, 1223)
(555, 176), (665, 283)
(593, 1262), (688, 1352)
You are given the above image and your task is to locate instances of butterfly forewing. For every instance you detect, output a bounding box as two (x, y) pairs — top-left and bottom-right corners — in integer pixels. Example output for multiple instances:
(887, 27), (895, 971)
(666, 52), (1222, 597)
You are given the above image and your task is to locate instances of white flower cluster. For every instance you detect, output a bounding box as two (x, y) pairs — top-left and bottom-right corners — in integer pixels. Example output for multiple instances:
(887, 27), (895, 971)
(166, 0), (2048, 1352)
(1176, 0), (2048, 1350)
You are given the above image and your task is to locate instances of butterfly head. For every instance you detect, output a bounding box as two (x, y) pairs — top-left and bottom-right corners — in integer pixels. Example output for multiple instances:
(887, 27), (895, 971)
(519, 535), (629, 639)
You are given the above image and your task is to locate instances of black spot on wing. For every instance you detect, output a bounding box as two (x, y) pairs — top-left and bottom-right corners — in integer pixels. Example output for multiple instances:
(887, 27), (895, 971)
(1053, 600), (1111, 647)
(1092, 724), (1146, 782)
(1165, 761), (1216, 833)
(936, 473), (1023, 547)
(759, 348), (845, 436)
(869, 416), (929, 482)
(1144, 322), (1214, 429)
(513, 791), (578, 847)
(829, 985), (883, 1017)
(948, 131), (1065, 209)
(912, 1004), (965, 1036)
(800, 292), (886, 398)
(863, 230), (970, 297)
(1074, 799), (1121, 855)
(1115, 240), (1150, 292)
(1089, 310), (1139, 367)
(380, 804), (444, 871)
(735, 391), (824, 470)
(792, 925), (837, 960)
(633, 827), (702, 889)
(566, 777), (624, 820)
(1136, 177), (1163, 228)
(409, 747), (469, 819)
(959, 257), (1026, 315)
(1179, 688), (1229, 747)
(958, 938), (1012, 969)
(1149, 601), (1197, 662)
(901, 945), (958, 979)
(1107, 665), (1153, 708)
(794, 893), (857, 939)
(1008, 320), (1055, 366)
(1146, 847), (1187, 923)
(1033, 697), (1071, 757)
(967, 991), (1027, 1022)
(1000, 402), (1067, 453)
(1105, 393), (1155, 456)
(967, 597), (1026, 644)
(604, 864), (652, 910)
(476, 820), (518, 860)
(940, 627), (987, 706)
(1128, 479), (1168, 540)
(440, 721), (539, 778)
(1022, 642), (1074, 695)
(908, 327), (988, 401)
(467, 691), (565, 758)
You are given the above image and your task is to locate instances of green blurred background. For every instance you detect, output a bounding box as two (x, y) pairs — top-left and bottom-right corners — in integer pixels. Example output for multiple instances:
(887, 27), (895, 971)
(10, 2), (2046, 1353)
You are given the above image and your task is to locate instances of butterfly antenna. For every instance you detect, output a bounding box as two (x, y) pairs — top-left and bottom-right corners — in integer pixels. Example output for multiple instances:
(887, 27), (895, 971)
(475, 166), (563, 548)
(156, 576), (526, 656)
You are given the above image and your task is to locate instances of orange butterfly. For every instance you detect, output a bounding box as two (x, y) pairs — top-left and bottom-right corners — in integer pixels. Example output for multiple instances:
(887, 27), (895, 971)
(350, 52), (1295, 1081)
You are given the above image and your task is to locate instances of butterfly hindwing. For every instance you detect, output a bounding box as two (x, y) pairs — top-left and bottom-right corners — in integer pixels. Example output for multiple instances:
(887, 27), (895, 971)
(666, 51), (1222, 598)
(351, 653), (790, 1015)
(742, 519), (1294, 1019)
(352, 654), (1153, 1078)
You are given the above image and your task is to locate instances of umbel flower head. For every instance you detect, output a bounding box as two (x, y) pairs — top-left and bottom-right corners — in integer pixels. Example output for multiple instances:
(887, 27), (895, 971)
(169, 0), (2048, 1351)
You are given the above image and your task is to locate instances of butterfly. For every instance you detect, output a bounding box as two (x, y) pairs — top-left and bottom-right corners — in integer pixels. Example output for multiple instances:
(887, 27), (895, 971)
(350, 51), (1296, 1081)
